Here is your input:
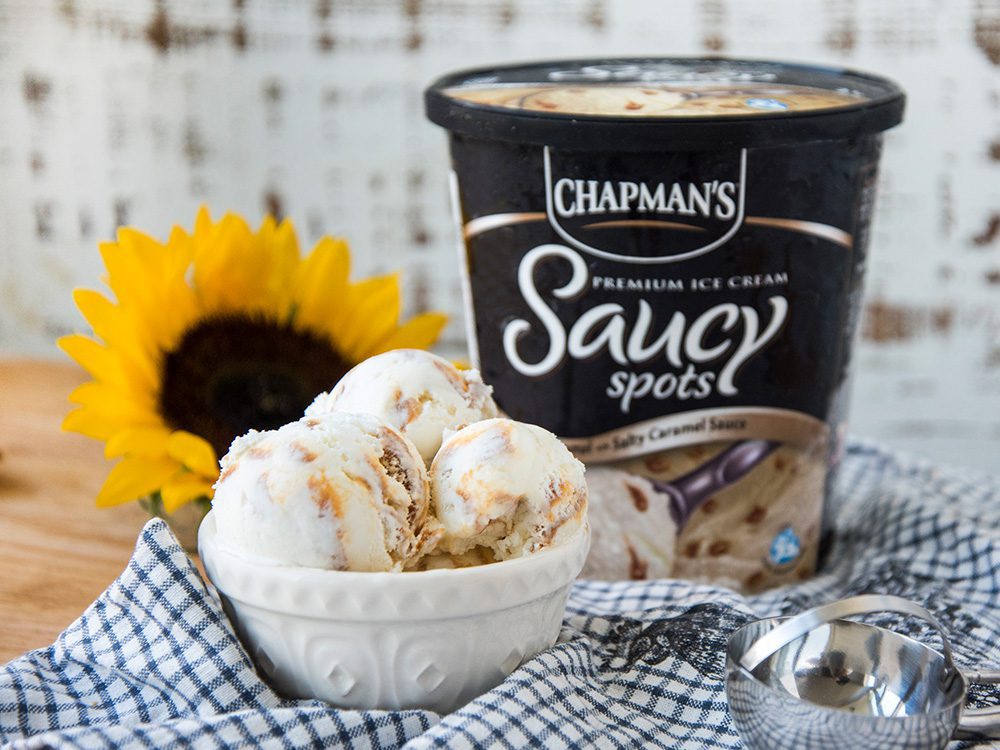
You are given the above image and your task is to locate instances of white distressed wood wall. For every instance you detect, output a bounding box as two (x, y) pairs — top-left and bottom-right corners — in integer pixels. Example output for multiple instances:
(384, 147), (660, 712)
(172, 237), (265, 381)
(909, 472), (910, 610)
(1, 0), (998, 471)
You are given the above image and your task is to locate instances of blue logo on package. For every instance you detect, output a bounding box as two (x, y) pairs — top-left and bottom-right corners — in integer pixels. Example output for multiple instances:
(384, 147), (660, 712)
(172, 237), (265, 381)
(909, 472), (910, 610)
(746, 97), (789, 111)
(769, 526), (801, 566)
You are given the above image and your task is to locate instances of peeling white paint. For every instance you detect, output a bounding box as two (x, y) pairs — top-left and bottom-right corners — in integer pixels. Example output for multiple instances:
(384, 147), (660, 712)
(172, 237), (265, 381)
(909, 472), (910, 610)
(0, 0), (997, 471)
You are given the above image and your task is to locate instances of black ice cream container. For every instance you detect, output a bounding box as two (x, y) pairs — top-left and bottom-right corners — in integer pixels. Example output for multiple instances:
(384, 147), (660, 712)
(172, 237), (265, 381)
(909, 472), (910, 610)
(425, 58), (904, 591)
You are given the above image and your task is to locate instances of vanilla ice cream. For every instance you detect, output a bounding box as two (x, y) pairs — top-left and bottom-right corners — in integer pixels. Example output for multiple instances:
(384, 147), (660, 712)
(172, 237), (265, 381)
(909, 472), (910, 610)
(582, 467), (677, 581)
(430, 418), (588, 560)
(212, 412), (439, 571)
(306, 349), (498, 464)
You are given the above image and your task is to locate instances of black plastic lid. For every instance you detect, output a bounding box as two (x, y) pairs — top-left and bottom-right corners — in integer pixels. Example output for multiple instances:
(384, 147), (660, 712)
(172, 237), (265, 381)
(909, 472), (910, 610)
(425, 57), (905, 151)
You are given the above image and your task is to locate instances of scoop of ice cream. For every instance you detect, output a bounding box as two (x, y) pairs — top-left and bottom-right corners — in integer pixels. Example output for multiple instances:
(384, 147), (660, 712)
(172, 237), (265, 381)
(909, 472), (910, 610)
(212, 412), (439, 571)
(306, 349), (498, 464)
(581, 467), (677, 581)
(429, 418), (588, 560)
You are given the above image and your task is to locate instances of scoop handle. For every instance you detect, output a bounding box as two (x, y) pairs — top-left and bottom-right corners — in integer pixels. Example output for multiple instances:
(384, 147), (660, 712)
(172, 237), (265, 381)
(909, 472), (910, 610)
(738, 594), (956, 673)
(956, 669), (1000, 739)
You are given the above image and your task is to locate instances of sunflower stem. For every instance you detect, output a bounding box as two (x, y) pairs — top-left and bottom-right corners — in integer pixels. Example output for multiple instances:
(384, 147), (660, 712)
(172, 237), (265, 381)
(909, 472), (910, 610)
(139, 492), (165, 517)
(139, 491), (209, 552)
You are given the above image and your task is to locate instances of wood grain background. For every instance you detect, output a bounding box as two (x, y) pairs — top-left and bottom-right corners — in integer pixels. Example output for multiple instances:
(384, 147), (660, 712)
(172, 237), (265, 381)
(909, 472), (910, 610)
(0, 0), (997, 471)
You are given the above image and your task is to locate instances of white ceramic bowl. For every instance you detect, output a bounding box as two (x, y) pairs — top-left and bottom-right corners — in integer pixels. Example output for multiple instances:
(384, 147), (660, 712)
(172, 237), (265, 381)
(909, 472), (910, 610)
(198, 511), (589, 714)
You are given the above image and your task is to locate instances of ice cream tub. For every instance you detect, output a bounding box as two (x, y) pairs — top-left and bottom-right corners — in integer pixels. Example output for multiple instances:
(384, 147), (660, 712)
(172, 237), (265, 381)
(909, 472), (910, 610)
(425, 58), (905, 592)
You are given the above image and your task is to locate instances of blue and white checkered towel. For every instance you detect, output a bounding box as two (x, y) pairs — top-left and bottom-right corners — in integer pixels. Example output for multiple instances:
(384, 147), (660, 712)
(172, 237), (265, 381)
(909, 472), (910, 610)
(3, 440), (999, 749)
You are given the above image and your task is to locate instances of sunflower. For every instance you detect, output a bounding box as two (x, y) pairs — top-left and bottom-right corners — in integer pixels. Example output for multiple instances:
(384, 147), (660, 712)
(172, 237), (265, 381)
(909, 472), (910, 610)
(60, 207), (447, 514)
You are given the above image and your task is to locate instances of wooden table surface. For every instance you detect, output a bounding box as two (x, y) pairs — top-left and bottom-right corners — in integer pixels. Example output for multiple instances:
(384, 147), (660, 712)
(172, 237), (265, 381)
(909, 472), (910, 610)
(0, 360), (153, 662)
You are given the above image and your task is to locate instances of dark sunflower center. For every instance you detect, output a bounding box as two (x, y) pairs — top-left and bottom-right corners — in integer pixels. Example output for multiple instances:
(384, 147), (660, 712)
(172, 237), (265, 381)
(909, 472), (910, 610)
(160, 315), (352, 458)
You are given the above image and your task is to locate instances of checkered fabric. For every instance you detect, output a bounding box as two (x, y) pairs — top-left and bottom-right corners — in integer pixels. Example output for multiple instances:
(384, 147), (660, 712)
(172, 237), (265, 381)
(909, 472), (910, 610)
(2, 440), (999, 749)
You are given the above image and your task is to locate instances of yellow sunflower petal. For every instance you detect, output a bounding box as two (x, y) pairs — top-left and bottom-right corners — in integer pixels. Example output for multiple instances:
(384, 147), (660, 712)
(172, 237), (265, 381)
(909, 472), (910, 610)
(194, 212), (265, 315)
(56, 333), (153, 406)
(99, 253), (161, 353)
(100, 233), (163, 313)
(154, 277), (201, 355)
(96, 456), (181, 508)
(166, 431), (219, 480)
(116, 227), (170, 280)
(57, 335), (133, 391)
(292, 236), (351, 333)
(66, 298), (157, 395)
(105, 426), (172, 460)
(111, 229), (203, 355)
(194, 205), (215, 237)
(195, 211), (304, 320)
(367, 312), (449, 357)
(62, 407), (121, 441)
(165, 225), (196, 275)
(257, 216), (300, 318)
(161, 474), (214, 514)
(69, 381), (157, 422)
(336, 275), (401, 360)
(207, 215), (256, 308)
(73, 289), (122, 342)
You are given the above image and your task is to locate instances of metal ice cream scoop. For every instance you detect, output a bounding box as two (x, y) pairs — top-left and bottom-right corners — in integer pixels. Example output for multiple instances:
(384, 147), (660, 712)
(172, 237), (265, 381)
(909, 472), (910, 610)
(726, 595), (1000, 749)
(649, 440), (780, 527)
